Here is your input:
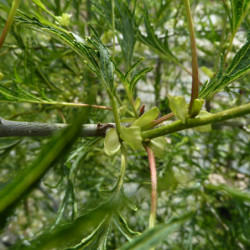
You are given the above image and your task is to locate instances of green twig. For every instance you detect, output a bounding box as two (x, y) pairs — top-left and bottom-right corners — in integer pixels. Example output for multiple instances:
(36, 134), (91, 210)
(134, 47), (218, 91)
(110, 96), (121, 135)
(142, 102), (250, 139)
(183, 0), (199, 112)
(0, 100), (112, 110)
(0, 0), (21, 49)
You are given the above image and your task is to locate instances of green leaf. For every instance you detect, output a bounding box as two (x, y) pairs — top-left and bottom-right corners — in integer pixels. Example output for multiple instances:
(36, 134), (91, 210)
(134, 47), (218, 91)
(199, 35), (250, 99)
(149, 137), (167, 158)
(114, 214), (140, 241)
(115, 0), (136, 69)
(99, 43), (115, 92)
(138, 14), (174, 59)
(104, 128), (121, 156)
(120, 126), (144, 150)
(119, 211), (193, 250)
(205, 183), (250, 202)
(124, 58), (144, 81)
(168, 95), (188, 124)
(16, 14), (101, 77)
(189, 99), (204, 117)
(194, 110), (212, 132)
(228, 0), (250, 34)
(0, 84), (42, 102)
(129, 67), (153, 91)
(132, 107), (159, 128)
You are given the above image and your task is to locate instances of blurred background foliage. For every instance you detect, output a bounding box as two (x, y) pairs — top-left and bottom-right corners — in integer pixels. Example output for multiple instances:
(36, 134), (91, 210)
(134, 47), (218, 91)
(0, 0), (249, 249)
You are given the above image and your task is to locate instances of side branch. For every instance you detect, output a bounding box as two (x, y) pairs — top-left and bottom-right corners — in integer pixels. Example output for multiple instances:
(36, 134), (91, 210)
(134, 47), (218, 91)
(142, 103), (250, 139)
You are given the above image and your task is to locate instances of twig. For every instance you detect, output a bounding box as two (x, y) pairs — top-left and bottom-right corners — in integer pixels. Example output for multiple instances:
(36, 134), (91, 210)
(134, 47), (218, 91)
(145, 146), (157, 229)
(183, 0), (199, 112)
(0, 0), (21, 49)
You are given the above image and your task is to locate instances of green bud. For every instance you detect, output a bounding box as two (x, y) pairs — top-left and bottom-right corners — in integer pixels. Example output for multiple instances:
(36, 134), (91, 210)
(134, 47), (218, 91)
(190, 99), (204, 117)
(57, 13), (71, 26)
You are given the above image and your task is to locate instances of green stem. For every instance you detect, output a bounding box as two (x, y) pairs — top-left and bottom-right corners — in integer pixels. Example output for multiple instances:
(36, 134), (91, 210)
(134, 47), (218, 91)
(111, 0), (116, 61)
(183, 0), (199, 112)
(117, 142), (127, 193)
(110, 96), (121, 135)
(0, 0), (21, 50)
(142, 102), (250, 140)
(124, 84), (139, 118)
(0, 100), (112, 110)
(145, 146), (157, 229)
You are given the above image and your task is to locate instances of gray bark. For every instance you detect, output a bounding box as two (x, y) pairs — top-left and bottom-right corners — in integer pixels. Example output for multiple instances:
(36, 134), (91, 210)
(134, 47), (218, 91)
(0, 117), (114, 137)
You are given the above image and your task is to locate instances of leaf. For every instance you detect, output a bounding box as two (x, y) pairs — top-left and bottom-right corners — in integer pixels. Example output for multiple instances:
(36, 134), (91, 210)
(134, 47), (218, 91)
(129, 67), (153, 91)
(205, 183), (250, 202)
(115, 0), (137, 69)
(0, 84), (42, 102)
(120, 126), (144, 150)
(104, 128), (121, 156)
(99, 43), (115, 92)
(149, 137), (167, 158)
(138, 14), (174, 58)
(124, 58), (144, 81)
(167, 95), (188, 124)
(132, 107), (159, 128)
(119, 211), (193, 250)
(199, 35), (250, 99)
(114, 214), (140, 241)
(194, 110), (212, 132)
(16, 14), (101, 77)
(228, 0), (250, 34)
(0, 72), (4, 81)
(20, 203), (111, 249)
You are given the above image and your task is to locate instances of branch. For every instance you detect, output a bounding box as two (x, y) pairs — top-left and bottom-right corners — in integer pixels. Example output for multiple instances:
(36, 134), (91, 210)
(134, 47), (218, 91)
(142, 102), (250, 139)
(0, 118), (114, 137)
(1, 103), (250, 139)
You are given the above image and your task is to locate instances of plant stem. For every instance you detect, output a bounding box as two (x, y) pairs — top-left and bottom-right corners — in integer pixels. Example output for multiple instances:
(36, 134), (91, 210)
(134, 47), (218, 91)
(0, 0), (21, 49)
(110, 96), (121, 135)
(145, 146), (157, 229)
(142, 102), (250, 139)
(183, 0), (199, 112)
(0, 100), (112, 110)
(142, 112), (175, 130)
(111, 0), (116, 61)
(117, 142), (127, 193)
